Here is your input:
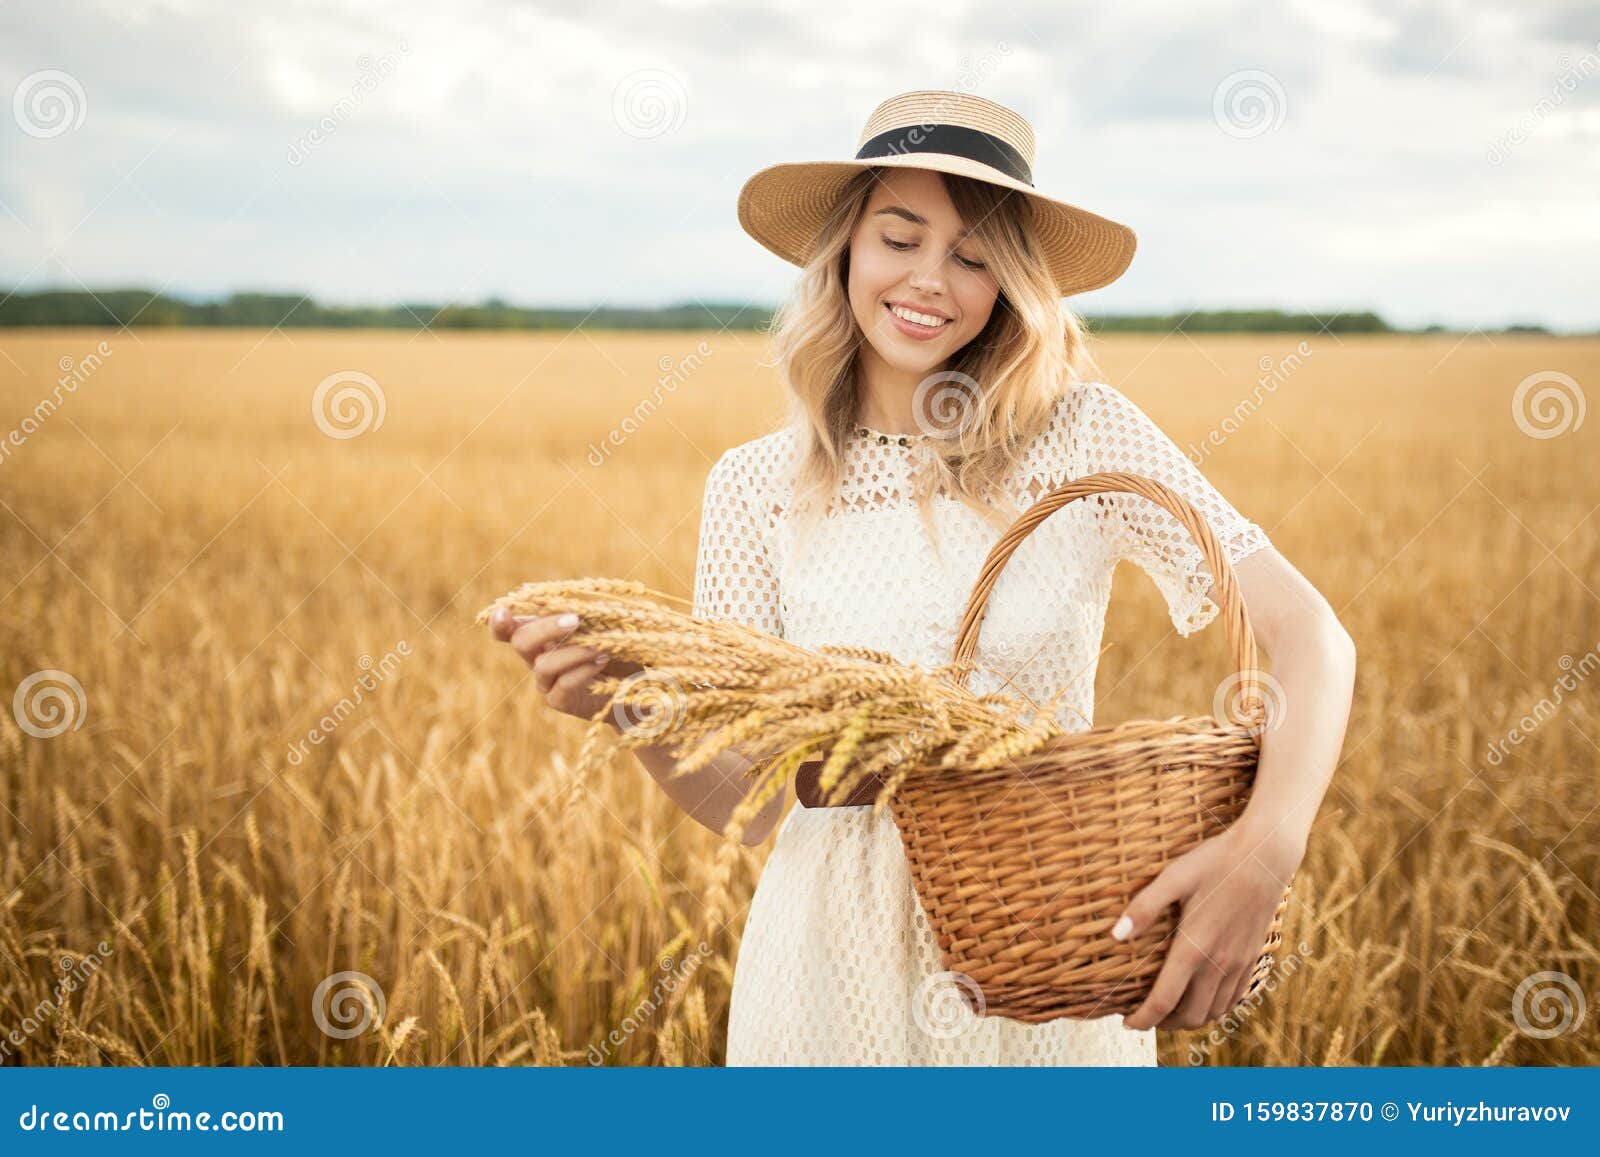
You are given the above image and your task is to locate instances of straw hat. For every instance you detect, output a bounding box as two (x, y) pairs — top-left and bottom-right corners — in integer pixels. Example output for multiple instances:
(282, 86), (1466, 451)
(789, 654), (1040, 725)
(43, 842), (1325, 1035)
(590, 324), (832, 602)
(736, 89), (1137, 297)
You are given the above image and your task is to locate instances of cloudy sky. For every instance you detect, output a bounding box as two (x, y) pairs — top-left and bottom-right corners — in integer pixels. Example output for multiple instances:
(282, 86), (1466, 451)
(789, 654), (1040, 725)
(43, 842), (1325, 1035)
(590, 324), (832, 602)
(1, 0), (1596, 330)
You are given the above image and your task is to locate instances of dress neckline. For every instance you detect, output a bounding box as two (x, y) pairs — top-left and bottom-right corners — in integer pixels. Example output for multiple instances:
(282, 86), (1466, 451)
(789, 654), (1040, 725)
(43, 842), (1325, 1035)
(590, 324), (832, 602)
(851, 422), (934, 448)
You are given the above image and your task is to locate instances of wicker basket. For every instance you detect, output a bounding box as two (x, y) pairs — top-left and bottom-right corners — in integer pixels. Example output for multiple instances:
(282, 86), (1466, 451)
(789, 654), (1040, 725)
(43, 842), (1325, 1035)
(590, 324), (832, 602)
(887, 470), (1293, 1024)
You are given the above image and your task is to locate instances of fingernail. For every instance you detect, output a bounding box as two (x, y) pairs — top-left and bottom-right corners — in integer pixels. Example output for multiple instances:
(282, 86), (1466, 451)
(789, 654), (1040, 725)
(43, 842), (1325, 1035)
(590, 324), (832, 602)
(558, 613), (579, 628)
(592, 653), (609, 666)
(1111, 916), (1133, 941)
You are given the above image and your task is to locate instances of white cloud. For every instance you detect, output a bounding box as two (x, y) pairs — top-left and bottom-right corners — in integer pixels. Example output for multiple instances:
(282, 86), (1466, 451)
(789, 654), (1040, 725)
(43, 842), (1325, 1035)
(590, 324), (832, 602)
(0, 0), (1593, 329)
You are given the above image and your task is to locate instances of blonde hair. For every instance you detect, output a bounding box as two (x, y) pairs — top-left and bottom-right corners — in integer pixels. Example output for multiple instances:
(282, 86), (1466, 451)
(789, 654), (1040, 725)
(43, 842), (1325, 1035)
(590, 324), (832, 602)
(763, 167), (1102, 565)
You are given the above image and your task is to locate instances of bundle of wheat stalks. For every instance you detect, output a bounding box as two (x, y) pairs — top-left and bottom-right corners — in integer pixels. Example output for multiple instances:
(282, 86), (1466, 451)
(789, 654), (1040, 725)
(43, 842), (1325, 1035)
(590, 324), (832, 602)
(473, 577), (1073, 934)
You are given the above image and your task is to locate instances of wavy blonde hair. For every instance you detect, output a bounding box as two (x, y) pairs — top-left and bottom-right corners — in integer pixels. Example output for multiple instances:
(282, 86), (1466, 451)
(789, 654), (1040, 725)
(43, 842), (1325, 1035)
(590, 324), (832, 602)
(764, 167), (1103, 565)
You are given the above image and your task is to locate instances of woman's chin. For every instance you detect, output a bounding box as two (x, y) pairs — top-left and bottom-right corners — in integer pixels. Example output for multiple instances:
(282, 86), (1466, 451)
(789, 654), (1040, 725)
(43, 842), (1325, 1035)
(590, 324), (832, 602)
(867, 339), (948, 376)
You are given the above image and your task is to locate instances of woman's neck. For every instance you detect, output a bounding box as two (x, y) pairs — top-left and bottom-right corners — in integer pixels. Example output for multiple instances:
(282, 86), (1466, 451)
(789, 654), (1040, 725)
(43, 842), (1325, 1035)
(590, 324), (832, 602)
(855, 350), (948, 435)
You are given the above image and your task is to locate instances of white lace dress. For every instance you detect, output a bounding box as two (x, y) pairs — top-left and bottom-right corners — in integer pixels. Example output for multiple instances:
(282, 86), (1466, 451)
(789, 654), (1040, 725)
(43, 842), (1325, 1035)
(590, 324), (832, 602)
(690, 380), (1273, 1066)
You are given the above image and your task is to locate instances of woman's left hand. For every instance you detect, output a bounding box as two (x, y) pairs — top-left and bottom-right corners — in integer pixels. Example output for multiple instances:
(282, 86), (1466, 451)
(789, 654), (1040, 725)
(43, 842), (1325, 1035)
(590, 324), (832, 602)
(1116, 825), (1299, 1031)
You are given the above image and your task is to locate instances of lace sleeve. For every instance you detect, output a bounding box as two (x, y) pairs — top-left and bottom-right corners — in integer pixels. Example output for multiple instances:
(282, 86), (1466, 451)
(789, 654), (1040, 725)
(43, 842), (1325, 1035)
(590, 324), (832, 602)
(1080, 383), (1271, 636)
(691, 448), (785, 638)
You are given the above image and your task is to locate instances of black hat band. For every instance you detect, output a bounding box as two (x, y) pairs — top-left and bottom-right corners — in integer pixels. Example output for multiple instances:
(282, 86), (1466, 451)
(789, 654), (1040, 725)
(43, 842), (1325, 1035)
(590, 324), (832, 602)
(854, 122), (1033, 186)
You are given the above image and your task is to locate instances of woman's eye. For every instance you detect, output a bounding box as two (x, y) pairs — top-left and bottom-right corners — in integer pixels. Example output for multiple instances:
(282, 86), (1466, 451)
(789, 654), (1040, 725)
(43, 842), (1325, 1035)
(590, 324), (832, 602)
(882, 234), (986, 270)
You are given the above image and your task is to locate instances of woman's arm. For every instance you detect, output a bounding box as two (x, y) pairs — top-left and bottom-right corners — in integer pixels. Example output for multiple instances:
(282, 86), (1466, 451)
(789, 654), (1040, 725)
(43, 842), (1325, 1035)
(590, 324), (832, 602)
(1219, 545), (1357, 868)
(608, 710), (794, 846)
(1118, 545), (1357, 1031)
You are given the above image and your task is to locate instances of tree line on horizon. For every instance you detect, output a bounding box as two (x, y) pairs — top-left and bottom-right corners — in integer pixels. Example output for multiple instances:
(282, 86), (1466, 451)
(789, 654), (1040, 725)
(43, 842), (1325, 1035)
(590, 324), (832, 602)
(0, 288), (1564, 335)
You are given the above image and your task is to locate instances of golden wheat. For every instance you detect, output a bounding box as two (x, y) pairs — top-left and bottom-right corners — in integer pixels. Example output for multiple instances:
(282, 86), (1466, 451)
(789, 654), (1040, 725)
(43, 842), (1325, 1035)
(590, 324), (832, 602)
(1, 328), (1596, 1066)
(473, 578), (1067, 816)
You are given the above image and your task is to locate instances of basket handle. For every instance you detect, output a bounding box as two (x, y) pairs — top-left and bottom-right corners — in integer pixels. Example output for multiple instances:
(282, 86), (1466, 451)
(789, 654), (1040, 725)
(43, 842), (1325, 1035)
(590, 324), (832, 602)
(950, 471), (1263, 727)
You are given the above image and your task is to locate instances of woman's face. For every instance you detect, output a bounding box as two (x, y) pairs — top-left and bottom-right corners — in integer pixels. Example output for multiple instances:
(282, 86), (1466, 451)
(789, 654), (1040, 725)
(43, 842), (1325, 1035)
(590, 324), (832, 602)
(846, 166), (1001, 377)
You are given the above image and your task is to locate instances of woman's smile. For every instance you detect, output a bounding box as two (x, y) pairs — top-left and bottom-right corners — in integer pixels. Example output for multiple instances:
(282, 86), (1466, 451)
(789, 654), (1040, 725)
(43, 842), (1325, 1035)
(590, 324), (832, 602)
(883, 300), (954, 340)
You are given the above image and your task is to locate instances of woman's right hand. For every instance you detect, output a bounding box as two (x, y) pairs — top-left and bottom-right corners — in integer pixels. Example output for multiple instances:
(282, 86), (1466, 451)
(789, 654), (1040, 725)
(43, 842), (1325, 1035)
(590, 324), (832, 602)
(487, 606), (642, 724)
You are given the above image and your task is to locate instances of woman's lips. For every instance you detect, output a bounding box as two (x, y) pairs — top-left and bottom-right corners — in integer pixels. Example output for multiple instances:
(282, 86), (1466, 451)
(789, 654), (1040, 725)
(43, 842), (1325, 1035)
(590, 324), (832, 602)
(884, 301), (951, 341)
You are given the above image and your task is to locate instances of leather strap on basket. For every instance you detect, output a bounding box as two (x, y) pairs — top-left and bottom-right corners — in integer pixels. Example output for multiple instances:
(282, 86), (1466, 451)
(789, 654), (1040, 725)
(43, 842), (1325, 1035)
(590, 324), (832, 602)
(950, 471), (1265, 729)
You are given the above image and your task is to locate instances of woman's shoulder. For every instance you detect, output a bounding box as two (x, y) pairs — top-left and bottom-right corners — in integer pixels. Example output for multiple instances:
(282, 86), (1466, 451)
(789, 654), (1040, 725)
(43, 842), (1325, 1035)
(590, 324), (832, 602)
(1053, 378), (1126, 422)
(707, 422), (803, 496)
(1029, 379), (1163, 460)
(1012, 379), (1111, 477)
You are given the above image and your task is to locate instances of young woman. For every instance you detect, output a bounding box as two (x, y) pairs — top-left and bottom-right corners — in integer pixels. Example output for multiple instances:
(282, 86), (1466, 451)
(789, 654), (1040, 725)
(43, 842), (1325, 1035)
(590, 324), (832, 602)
(490, 91), (1356, 1065)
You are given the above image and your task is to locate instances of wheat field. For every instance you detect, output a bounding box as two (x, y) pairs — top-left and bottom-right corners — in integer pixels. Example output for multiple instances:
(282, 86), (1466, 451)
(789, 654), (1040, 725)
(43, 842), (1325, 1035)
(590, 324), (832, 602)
(0, 326), (1596, 1066)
